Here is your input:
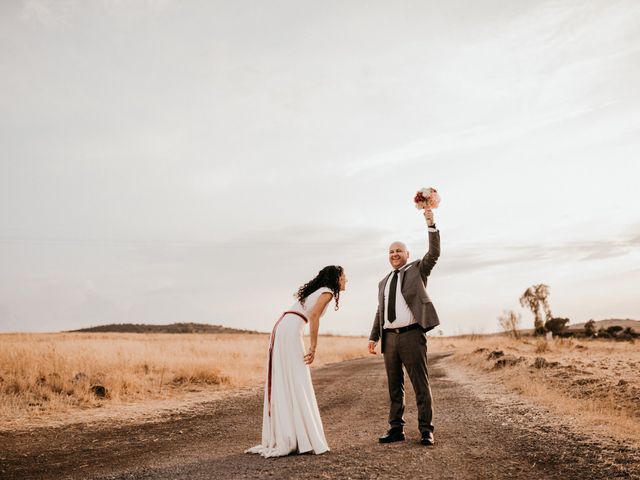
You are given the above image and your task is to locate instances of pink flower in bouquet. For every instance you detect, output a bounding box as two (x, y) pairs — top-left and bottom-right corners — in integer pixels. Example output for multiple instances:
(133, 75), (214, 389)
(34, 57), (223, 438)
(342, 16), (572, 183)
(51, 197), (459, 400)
(414, 187), (440, 210)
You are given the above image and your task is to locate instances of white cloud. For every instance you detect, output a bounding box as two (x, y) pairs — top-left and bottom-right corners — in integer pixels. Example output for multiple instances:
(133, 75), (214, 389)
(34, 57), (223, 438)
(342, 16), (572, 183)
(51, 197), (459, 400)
(20, 0), (76, 27)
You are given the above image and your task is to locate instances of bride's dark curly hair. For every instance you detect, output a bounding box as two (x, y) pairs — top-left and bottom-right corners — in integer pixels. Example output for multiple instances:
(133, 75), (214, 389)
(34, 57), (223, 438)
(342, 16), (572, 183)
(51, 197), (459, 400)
(296, 265), (343, 311)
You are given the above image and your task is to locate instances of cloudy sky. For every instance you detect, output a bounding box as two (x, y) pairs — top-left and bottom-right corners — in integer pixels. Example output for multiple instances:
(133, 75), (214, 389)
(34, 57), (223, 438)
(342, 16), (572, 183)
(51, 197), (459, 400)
(1, 0), (639, 336)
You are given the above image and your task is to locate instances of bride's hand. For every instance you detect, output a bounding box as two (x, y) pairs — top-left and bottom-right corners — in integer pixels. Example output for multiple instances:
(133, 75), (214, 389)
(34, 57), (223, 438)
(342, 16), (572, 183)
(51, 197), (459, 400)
(304, 350), (315, 365)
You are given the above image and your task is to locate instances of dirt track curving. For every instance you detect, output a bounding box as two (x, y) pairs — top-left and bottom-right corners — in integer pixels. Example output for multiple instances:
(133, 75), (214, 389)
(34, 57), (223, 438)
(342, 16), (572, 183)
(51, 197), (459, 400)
(2, 353), (639, 479)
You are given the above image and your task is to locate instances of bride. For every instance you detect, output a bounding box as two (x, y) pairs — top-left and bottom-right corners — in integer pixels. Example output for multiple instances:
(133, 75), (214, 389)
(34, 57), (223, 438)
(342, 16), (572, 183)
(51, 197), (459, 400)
(246, 265), (347, 458)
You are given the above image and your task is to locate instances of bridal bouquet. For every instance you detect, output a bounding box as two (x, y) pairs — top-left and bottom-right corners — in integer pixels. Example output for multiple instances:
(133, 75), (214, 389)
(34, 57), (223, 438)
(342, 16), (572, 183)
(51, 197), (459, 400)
(414, 187), (440, 210)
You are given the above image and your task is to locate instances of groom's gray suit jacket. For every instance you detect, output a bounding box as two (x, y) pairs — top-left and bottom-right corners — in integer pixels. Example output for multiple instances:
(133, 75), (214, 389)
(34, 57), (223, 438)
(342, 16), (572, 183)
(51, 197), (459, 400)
(369, 230), (440, 353)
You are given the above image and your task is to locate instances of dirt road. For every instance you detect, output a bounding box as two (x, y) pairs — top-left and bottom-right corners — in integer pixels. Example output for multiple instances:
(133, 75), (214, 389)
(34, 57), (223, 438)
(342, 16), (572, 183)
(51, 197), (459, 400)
(2, 353), (639, 479)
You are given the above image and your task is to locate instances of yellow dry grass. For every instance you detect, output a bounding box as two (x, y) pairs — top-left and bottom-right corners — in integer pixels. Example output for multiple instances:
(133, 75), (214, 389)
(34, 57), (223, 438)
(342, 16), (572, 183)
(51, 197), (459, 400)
(0, 332), (368, 429)
(431, 334), (640, 444)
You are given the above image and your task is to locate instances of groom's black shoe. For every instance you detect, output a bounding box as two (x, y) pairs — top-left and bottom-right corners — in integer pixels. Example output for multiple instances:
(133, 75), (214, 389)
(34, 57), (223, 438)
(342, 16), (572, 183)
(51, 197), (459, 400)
(420, 431), (434, 446)
(378, 428), (405, 443)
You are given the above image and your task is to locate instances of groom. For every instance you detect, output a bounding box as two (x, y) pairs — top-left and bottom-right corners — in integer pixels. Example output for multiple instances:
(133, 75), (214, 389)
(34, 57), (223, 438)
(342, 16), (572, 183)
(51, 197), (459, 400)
(368, 208), (440, 446)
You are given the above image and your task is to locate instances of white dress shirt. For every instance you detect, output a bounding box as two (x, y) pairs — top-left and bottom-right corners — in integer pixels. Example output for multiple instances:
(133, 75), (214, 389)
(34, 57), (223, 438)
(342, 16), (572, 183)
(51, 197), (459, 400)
(383, 264), (416, 329)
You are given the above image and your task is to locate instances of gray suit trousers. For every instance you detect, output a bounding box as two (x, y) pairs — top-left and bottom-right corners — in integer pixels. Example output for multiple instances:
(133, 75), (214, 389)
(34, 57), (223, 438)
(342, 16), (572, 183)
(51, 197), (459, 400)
(383, 327), (434, 434)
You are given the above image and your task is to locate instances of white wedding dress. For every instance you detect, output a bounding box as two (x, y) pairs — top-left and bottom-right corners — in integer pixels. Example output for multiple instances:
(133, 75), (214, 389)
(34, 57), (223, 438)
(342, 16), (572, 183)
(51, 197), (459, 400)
(245, 287), (333, 458)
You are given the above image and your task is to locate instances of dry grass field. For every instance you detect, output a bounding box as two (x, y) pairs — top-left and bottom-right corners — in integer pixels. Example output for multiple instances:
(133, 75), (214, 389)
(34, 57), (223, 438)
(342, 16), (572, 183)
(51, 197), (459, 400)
(4, 329), (638, 447)
(0, 332), (368, 430)
(428, 334), (640, 443)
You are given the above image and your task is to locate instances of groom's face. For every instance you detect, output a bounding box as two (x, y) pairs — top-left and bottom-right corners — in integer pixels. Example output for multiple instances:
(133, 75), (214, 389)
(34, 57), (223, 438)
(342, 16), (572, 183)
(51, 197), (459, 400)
(388, 242), (409, 270)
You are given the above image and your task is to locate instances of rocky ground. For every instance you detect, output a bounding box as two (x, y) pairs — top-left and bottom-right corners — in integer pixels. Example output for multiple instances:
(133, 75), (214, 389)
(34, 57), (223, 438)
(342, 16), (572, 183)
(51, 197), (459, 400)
(464, 339), (640, 422)
(1, 353), (639, 479)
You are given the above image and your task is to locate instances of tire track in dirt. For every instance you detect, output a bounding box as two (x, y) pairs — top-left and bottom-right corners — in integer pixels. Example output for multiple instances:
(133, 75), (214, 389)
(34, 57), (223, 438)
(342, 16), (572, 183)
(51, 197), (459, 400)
(2, 353), (638, 479)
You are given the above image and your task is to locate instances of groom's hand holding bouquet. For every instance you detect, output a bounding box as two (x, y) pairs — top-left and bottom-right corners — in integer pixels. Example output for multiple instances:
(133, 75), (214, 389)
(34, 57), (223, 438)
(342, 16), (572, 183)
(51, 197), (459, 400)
(423, 208), (435, 227)
(414, 187), (440, 227)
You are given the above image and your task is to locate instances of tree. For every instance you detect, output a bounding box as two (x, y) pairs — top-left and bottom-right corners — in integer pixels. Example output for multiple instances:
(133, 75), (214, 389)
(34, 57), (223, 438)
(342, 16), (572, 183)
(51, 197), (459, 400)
(519, 286), (542, 334)
(545, 317), (569, 336)
(519, 284), (552, 335)
(584, 320), (596, 337)
(534, 284), (553, 321)
(607, 325), (624, 337)
(498, 310), (521, 339)
(622, 327), (636, 341)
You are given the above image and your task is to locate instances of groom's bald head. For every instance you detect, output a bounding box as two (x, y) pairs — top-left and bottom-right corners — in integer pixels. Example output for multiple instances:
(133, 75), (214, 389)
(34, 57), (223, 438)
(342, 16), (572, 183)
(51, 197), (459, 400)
(388, 241), (409, 269)
(389, 241), (408, 251)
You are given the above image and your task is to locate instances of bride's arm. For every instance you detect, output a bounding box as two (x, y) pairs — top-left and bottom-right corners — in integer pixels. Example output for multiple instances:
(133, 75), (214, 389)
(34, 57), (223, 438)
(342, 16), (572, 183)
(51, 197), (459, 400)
(304, 292), (333, 364)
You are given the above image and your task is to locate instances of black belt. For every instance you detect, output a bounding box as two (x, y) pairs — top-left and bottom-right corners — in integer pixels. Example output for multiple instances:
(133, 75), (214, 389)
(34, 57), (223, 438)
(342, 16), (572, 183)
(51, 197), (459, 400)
(385, 323), (420, 334)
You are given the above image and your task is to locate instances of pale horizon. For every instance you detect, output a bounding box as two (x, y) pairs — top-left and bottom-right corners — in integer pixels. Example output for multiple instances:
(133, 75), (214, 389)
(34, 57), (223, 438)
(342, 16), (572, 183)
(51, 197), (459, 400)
(1, 0), (639, 336)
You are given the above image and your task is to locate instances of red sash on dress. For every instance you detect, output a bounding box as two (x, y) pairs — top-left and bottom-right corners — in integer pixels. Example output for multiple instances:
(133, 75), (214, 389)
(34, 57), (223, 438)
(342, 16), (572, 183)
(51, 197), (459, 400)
(268, 310), (309, 417)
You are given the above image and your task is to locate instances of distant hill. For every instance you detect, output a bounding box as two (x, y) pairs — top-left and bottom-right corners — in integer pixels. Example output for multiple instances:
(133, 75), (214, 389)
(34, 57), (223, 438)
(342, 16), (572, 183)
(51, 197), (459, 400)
(70, 323), (261, 334)
(566, 319), (640, 332)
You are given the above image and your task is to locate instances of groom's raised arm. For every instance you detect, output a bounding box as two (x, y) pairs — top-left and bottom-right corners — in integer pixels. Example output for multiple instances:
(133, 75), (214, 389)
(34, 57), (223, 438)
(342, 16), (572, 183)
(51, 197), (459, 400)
(418, 210), (440, 282)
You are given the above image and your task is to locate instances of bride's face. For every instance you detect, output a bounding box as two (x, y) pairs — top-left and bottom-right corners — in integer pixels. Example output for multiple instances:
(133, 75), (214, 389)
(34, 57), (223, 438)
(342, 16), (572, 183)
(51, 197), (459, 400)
(338, 272), (347, 291)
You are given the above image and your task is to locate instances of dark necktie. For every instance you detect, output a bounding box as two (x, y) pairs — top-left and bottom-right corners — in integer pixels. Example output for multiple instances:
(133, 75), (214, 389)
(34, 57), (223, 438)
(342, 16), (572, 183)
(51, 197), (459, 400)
(387, 269), (400, 323)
